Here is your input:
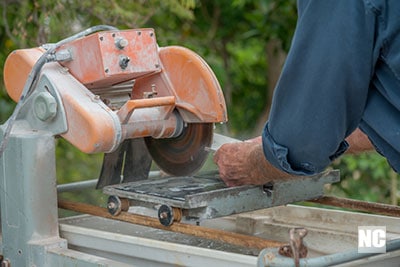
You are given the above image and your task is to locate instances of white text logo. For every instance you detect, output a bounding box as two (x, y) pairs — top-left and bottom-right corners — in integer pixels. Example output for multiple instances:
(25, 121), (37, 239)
(358, 226), (386, 253)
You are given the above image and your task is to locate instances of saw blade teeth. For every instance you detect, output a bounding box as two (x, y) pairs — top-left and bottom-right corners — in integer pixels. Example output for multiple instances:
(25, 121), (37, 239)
(144, 123), (213, 176)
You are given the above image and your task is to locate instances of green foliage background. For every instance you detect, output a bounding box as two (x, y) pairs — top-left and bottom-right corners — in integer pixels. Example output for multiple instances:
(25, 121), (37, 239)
(0, 0), (398, 206)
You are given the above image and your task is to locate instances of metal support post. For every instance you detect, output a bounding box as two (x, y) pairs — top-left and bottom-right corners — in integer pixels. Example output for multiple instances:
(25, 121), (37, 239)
(0, 122), (67, 266)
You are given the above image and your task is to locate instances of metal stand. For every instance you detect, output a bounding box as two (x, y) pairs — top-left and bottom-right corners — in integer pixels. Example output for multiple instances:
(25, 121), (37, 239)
(0, 123), (67, 266)
(0, 68), (131, 266)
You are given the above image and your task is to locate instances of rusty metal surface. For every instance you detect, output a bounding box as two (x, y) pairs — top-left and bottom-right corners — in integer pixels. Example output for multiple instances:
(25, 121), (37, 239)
(308, 196), (400, 217)
(59, 216), (259, 267)
(58, 200), (285, 251)
(58, 203), (400, 266)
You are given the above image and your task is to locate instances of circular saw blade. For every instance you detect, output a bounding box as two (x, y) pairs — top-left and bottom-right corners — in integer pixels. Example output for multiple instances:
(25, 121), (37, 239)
(145, 123), (213, 176)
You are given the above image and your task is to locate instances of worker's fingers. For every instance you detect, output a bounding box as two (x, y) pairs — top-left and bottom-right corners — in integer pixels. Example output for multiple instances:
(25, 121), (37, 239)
(214, 144), (239, 186)
(214, 142), (262, 187)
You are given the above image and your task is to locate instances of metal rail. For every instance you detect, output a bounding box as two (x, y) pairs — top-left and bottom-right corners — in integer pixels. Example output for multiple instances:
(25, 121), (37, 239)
(57, 171), (161, 193)
(308, 196), (400, 217)
(259, 238), (400, 266)
(57, 179), (98, 193)
(58, 200), (285, 250)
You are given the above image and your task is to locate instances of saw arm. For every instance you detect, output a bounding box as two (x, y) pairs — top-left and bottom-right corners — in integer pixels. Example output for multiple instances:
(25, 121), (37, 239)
(3, 28), (227, 179)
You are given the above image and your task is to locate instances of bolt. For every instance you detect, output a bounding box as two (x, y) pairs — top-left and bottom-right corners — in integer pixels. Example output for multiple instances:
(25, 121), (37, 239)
(108, 202), (116, 210)
(34, 92), (57, 121)
(115, 37), (129, 49)
(159, 211), (168, 219)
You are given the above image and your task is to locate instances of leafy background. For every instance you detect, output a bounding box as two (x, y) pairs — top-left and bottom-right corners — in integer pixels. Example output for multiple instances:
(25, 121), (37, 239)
(0, 0), (398, 207)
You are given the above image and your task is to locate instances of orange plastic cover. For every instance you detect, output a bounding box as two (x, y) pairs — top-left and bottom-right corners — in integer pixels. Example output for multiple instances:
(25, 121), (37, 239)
(3, 47), (44, 102)
(133, 46), (228, 123)
(4, 49), (121, 153)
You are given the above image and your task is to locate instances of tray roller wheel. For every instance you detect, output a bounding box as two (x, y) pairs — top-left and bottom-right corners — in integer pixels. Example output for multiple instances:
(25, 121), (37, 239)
(107, 195), (130, 216)
(158, 204), (183, 226)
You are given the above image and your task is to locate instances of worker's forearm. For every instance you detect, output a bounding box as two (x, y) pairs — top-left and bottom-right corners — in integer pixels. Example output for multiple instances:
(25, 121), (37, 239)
(345, 128), (374, 154)
(246, 136), (292, 180)
(248, 128), (374, 180)
(215, 128), (374, 187)
(249, 144), (293, 181)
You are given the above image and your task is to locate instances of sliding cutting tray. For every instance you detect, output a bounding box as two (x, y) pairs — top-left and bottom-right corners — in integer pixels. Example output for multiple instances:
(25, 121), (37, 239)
(103, 170), (339, 220)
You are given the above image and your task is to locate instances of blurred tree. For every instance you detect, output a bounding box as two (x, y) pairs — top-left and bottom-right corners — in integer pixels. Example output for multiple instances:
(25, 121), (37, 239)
(162, 0), (297, 135)
(329, 153), (399, 205)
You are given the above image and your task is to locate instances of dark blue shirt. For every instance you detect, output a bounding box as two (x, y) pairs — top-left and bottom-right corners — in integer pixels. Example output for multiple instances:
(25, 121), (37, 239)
(262, 0), (400, 175)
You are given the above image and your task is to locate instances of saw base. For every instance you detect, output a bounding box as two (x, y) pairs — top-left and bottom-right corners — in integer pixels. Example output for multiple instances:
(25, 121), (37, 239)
(103, 170), (340, 220)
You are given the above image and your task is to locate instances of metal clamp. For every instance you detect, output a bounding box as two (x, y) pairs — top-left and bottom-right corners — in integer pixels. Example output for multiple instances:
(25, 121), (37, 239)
(278, 228), (308, 267)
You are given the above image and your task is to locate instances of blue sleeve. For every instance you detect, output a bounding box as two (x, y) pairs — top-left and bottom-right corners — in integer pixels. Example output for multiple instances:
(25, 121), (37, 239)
(262, 0), (378, 175)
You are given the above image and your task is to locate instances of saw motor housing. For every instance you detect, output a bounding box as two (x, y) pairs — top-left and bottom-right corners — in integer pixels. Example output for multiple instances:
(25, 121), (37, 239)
(3, 28), (227, 176)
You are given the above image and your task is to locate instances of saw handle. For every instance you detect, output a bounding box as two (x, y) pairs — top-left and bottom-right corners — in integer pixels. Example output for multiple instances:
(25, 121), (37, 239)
(117, 96), (176, 123)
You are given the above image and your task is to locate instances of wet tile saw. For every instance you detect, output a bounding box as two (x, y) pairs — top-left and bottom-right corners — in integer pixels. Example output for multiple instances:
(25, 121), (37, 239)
(2, 25), (339, 224)
(3, 26), (399, 267)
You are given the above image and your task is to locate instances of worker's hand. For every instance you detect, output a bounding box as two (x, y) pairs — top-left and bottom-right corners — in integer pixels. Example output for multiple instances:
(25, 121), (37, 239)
(214, 136), (292, 187)
(213, 140), (268, 186)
